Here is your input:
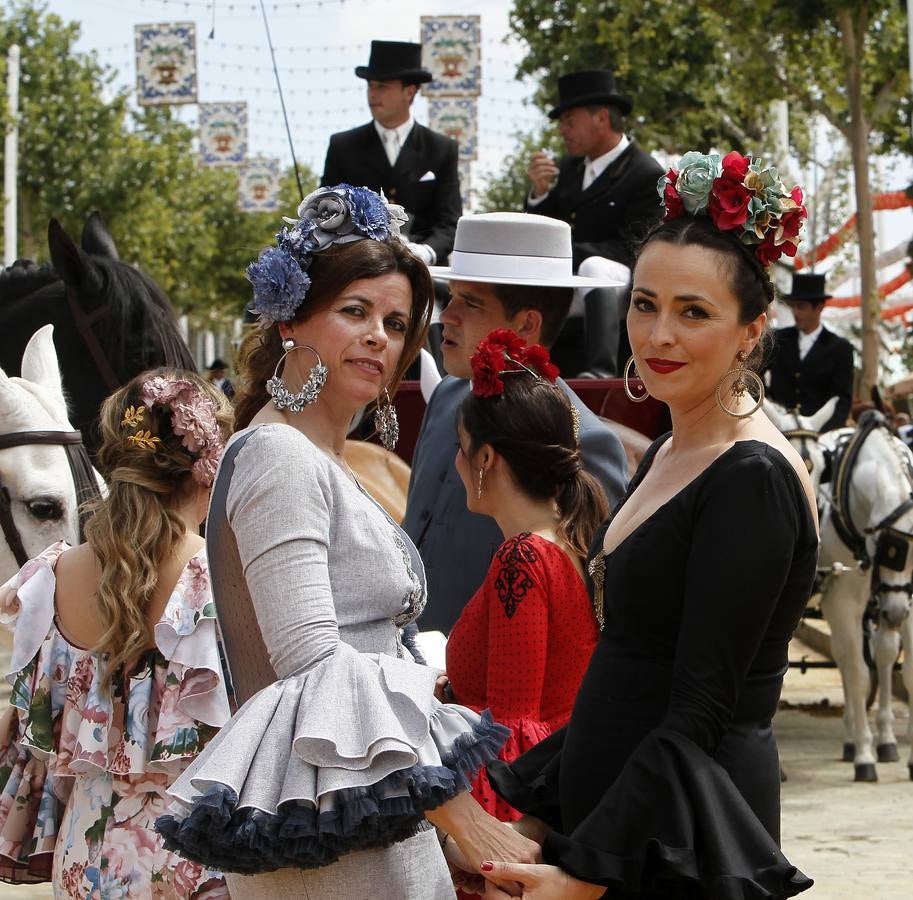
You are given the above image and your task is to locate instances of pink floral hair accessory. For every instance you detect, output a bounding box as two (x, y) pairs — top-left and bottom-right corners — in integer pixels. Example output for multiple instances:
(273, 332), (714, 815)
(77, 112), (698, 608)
(126, 375), (225, 486)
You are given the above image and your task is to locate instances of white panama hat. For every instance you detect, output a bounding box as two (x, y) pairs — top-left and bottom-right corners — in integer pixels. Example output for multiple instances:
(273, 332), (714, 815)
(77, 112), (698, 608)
(429, 212), (626, 288)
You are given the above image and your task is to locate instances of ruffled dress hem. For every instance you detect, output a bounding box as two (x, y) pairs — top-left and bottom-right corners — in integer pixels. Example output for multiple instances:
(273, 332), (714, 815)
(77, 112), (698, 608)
(156, 709), (509, 873)
(490, 727), (812, 900)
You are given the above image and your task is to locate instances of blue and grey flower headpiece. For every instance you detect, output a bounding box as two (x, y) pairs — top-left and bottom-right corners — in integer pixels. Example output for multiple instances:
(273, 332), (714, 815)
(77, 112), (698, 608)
(246, 183), (409, 323)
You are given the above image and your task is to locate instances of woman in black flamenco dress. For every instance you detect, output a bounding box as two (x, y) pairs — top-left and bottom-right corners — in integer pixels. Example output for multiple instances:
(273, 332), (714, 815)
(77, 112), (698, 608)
(472, 168), (820, 900)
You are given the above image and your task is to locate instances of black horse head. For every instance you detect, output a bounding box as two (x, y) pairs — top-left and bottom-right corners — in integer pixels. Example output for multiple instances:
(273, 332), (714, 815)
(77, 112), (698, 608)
(0, 213), (196, 455)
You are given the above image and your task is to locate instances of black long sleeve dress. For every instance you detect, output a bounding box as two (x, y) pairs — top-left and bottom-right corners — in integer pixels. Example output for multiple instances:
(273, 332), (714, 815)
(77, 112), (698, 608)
(489, 437), (818, 899)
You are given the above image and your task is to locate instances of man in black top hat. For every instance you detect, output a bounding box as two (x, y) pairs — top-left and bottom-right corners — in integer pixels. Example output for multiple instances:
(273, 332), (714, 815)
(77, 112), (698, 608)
(321, 40), (462, 266)
(766, 272), (854, 432)
(525, 69), (664, 376)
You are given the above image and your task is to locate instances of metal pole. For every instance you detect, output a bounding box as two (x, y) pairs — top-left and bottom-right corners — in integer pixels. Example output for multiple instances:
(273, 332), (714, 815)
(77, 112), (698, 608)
(4, 43), (20, 267)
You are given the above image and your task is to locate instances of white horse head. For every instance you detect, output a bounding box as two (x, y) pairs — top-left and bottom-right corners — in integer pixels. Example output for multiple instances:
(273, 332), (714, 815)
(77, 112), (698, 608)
(763, 395), (839, 495)
(0, 325), (83, 582)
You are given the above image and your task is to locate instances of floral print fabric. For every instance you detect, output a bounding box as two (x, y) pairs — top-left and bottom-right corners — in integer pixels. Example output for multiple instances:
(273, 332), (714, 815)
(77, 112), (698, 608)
(0, 542), (232, 897)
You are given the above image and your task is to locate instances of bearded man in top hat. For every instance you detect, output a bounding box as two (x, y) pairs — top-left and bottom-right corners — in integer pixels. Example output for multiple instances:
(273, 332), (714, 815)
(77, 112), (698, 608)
(526, 69), (664, 377)
(321, 40), (461, 266)
(403, 212), (628, 635)
(766, 272), (854, 433)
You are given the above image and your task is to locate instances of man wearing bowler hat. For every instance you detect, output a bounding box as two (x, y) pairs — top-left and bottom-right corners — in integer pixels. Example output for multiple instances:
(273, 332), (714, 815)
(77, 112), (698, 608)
(767, 272), (854, 433)
(526, 69), (664, 377)
(321, 40), (461, 266)
(403, 212), (628, 635)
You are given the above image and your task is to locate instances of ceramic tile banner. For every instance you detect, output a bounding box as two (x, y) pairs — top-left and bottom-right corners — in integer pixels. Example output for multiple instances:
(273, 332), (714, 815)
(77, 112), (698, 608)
(429, 97), (478, 160)
(135, 22), (197, 106)
(238, 157), (281, 212)
(421, 16), (481, 97)
(199, 102), (248, 166)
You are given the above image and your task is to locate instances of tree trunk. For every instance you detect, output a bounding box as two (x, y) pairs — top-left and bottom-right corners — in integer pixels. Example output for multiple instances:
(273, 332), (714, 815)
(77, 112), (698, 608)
(839, 5), (877, 399)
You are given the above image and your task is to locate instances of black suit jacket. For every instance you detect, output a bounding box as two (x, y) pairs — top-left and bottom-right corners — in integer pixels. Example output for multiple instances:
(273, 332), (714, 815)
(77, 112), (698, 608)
(321, 121), (461, 262)
(525, 142), (664, 270)
(766, 325), (855, 432)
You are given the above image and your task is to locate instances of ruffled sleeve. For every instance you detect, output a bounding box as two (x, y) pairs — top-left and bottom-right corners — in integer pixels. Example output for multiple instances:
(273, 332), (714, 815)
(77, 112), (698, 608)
(0, 545), (233, 883)
(492, 451), (818, 899)
(156, 428), (509, 874)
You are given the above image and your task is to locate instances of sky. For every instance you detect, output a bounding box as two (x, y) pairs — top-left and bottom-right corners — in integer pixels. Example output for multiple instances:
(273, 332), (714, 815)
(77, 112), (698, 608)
(27, 0), (913, 367)
(39, 0), (542, 205)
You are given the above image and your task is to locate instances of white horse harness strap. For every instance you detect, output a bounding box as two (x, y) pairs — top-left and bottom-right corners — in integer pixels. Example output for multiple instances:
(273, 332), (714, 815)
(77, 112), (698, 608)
(0, 430), (102, 568)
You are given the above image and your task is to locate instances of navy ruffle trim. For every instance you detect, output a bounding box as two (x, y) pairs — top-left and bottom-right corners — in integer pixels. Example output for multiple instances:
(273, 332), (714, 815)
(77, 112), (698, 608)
(155, 709), (509, 873)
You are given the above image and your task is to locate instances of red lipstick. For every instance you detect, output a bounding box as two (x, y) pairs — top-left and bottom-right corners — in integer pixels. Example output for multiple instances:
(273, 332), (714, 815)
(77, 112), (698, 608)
(644, 358), (686, 374)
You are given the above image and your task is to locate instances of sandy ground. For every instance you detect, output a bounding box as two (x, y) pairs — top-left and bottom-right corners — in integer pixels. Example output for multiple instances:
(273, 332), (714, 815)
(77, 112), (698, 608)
(0, 637), (911, 898)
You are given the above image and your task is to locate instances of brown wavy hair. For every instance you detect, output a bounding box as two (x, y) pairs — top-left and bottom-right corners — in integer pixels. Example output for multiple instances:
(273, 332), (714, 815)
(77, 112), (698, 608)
(459, 376), (608, 561)
(234, 238), (434, 430)
(82, 369), (234, 679)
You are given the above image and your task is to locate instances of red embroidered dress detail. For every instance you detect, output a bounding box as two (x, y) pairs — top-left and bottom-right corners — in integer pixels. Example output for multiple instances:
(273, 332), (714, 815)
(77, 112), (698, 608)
(446, 533), (599, 822)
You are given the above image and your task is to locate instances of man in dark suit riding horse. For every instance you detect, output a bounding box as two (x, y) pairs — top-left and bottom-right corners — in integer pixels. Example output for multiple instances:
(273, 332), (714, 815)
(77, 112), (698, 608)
(766, 272), (854, 433)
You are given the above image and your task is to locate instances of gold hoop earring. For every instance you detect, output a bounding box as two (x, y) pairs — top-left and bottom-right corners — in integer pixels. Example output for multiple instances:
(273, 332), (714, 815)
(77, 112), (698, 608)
(477, 467), (485, 500)
(716, 349), (764, 418)
(623, 356), (649, 403)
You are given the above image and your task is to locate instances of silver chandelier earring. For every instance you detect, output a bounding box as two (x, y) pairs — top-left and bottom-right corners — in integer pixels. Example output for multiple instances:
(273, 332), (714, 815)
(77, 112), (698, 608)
(373, 387), (399, 451)
(623, 356), (650, 403)
(267, 340), (329, 413)
(716, 349), (764, 418)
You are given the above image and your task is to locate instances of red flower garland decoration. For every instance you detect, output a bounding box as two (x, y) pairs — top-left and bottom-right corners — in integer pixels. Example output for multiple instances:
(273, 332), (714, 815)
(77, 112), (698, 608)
(470, 329), (559, 398)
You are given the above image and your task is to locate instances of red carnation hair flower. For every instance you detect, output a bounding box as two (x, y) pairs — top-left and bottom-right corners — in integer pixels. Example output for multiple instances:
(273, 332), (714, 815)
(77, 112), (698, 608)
(470, 330), (559, 397)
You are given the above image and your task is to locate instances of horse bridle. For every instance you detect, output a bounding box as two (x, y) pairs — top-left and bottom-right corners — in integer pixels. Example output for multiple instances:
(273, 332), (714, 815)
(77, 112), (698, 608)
(0, 430), (101, 568)
(829, 411), (913, 606)
(781, 412), (820, 476)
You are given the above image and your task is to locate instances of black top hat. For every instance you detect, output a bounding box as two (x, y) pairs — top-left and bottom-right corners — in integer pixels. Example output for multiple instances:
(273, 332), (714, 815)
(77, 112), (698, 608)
(207, 358), (229, 371)
(783, 272), (831, 304)
(548, 69), (633, 119)
(355, 41), (432, 85)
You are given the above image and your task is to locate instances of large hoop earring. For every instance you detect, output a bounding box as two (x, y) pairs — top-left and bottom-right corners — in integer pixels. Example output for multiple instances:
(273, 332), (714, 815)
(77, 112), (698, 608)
(716, 350), (764, 418)
(623, 356), (649, 403)
(373, 387), (400, 451)
(267, 340), (329, 412)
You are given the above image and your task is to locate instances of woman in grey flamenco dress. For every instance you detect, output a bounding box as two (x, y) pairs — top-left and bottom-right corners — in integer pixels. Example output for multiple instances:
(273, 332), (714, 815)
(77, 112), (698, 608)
(156, 186), (539, 898)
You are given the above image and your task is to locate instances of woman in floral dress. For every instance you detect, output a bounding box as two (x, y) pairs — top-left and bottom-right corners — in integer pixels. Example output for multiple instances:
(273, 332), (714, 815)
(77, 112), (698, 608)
(0, 369), (234, 897)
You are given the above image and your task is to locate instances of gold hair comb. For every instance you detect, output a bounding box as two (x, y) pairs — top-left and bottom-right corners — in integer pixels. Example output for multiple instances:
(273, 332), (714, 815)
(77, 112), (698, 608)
(121, 405), (146, 428)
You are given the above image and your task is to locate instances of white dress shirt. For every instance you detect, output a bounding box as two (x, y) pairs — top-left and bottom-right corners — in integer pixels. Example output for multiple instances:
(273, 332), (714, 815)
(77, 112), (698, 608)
(374, 116), (414, 167)
(798, 324), (823, 361)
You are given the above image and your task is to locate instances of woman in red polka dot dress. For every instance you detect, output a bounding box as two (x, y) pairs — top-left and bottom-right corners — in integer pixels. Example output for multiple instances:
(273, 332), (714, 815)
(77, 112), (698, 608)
(443, 330), (608, 825)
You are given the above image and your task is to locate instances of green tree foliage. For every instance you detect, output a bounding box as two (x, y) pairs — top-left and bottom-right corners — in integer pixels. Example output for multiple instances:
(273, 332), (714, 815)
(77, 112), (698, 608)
(0, 2), (316, 321)
(506, 0), (910, 158)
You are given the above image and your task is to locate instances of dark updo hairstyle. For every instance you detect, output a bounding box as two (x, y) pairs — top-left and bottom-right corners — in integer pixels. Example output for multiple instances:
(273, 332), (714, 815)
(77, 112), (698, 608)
(459, 376), (608, 561)
(234, 237), (434, 430)
(84, 368), (234, 679)
(636, 215), (774, 371)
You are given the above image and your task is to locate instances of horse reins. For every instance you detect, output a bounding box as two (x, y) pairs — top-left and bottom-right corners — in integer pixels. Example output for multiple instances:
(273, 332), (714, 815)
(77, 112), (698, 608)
(65, 284), (120, 393)
(0, 430), (101, 568)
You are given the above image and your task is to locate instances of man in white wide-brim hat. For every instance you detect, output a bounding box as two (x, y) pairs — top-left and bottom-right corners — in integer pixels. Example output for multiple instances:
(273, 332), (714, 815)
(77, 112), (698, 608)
(403, 212), (628, 635)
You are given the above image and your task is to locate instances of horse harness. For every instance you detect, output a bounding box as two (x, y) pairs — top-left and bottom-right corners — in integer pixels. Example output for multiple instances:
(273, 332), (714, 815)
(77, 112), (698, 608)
(65, 284), (120, 394)
(0, 430), (101, 568)
(827, 410), (913, 604)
